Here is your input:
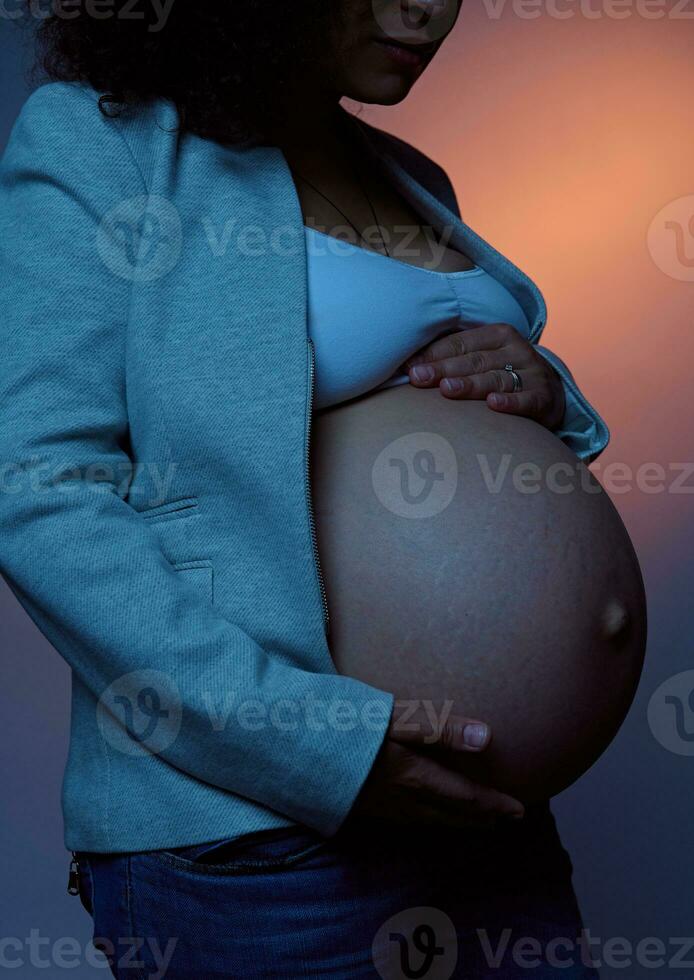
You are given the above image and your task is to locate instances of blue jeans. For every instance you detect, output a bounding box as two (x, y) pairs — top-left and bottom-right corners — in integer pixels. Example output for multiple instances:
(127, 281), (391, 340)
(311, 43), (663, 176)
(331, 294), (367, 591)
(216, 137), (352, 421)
(75, 803), (600, 979)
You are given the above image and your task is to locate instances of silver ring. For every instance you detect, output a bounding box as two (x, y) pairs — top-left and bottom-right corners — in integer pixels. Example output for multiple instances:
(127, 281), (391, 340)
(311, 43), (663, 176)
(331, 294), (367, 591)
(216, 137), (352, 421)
(504, 363), (523, 392)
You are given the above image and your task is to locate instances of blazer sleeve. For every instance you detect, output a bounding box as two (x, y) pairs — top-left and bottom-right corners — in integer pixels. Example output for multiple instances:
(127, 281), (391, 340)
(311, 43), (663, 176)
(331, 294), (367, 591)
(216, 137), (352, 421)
(532, 345), (610, 464)
(434, 165), (610, 464)
(0, 84), (394, 838)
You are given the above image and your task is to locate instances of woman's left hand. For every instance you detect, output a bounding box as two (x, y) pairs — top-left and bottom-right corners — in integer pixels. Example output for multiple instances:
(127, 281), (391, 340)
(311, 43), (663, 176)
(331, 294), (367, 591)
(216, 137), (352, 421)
(404, 322), (566, 431)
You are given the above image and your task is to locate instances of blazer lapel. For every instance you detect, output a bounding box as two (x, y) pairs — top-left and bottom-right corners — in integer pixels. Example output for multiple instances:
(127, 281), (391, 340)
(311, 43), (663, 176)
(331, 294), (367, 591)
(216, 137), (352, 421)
(149, 108), (547, 472)
(346, 111), (547, 341)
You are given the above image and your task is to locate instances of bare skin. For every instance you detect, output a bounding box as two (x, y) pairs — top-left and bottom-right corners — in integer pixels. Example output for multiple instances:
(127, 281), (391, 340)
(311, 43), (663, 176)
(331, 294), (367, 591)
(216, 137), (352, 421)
(258, 0), (557, 828)
(312, 391), (647, 813)
(352, 702), (526, 830)
(270, 0), (565, 425)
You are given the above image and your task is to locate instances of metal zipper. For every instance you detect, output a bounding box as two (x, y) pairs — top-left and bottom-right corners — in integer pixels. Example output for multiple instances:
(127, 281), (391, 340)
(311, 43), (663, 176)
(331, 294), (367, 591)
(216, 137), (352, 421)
(305, 337), (330, 635)
(67, 851), (80, 896)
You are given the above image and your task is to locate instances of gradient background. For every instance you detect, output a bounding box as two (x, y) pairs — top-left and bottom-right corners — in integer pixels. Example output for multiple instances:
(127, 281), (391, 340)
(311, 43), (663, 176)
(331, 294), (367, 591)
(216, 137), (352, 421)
(1, 5), (693, 977)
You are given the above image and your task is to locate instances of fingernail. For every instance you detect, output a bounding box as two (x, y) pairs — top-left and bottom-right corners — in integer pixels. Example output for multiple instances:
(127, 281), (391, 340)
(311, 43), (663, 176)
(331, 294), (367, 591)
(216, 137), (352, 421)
(442, 378), (463, 393)
(463, 723), (488, 748)
(412, 365), (434, 382)
(489, 393), (504, 407)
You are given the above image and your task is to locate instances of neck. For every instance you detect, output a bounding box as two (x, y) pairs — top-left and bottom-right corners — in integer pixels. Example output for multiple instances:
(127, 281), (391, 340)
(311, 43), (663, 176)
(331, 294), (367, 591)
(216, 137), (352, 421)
(265, 90), (346, 150)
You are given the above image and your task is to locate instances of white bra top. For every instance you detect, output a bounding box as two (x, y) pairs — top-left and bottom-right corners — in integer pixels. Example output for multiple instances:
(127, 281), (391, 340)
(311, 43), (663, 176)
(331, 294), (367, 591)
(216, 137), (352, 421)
(304, 225), (531, 411)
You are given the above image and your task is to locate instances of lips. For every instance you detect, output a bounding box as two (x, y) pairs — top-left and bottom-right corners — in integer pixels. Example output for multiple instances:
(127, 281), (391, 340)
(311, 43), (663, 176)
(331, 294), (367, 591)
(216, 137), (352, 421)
(373, 37), (435, 70)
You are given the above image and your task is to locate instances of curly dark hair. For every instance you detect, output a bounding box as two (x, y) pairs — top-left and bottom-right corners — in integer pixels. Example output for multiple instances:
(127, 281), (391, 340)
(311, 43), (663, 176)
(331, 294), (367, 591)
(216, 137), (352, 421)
(25, 0), (346, 146)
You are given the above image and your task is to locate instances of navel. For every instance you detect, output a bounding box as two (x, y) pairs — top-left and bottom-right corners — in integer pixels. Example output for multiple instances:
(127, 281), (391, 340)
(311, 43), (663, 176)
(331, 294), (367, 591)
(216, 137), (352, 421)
(600, 599), (631, 643)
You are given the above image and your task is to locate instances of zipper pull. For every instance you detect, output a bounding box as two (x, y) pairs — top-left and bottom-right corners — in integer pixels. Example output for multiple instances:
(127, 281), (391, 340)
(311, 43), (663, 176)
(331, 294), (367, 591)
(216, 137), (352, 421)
(67, 852), (80, 896)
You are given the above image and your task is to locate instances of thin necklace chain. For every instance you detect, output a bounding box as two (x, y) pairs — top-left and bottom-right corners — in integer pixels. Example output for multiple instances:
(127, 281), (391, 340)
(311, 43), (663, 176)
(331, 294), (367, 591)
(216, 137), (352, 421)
(292, 119), (391, 258)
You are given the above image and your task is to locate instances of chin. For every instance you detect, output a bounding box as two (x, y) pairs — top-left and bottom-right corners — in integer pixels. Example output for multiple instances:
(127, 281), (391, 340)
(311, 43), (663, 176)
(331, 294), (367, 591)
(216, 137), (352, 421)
(344, 77), (415, 106)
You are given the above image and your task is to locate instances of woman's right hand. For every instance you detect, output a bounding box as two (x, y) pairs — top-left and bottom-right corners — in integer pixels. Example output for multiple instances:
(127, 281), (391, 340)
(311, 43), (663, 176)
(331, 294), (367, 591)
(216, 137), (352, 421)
(349, 702), (525, 829)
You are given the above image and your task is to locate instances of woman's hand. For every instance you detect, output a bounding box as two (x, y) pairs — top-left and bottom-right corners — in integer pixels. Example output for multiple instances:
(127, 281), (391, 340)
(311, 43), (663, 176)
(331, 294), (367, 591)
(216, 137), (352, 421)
(348, 702), (525, 830)
(404, 323), (566, 431)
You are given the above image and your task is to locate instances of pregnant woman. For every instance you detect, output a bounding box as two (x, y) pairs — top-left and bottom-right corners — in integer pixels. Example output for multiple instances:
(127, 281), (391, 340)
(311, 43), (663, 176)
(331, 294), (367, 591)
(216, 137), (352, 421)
(0, 1), (646, 977)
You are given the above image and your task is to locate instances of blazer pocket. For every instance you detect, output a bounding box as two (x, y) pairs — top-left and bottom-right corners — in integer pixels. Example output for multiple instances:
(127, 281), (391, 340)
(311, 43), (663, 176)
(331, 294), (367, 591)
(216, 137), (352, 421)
(173, 560), (214, 605)
(138, 497), (199, 525)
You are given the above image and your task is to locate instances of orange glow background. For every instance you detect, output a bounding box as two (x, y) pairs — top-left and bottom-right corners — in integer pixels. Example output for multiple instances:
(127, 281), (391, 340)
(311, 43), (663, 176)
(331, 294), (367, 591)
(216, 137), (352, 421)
(349, 7), (694, 558)
(352, 14), (694, 949)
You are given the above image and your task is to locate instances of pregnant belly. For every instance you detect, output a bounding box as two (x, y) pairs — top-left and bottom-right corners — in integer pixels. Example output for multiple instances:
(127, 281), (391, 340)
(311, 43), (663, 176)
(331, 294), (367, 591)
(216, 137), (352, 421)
(311, 384), (647, 802)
